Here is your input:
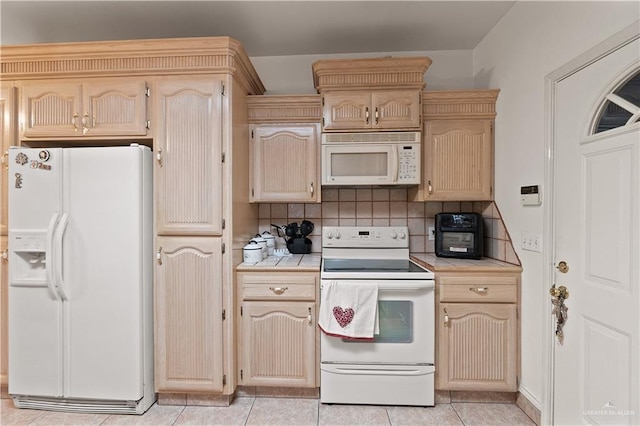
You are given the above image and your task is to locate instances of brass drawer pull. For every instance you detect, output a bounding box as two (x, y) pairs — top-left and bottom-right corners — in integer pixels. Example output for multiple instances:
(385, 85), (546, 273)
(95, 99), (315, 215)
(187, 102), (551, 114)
(469, 287), (489, 294)
(269, 286), (288, 295)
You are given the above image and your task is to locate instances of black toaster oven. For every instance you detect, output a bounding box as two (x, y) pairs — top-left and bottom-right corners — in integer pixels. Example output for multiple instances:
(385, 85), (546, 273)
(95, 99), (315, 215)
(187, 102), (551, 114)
(435, 213), (484, 259)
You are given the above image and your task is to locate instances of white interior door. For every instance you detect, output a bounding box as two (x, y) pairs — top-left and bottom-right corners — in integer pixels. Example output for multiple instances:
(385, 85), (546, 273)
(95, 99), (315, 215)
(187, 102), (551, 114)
(552, 39), (639, 425)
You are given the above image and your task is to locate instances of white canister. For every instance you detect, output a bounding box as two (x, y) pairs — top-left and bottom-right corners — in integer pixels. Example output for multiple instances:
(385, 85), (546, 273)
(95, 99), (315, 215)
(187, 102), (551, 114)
(261, 231), (276, 256)
(243, 241), (263, 263)
(251, 235), (267, 259)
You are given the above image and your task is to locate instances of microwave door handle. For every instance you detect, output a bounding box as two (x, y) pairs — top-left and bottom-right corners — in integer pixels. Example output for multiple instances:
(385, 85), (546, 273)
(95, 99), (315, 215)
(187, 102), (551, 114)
(391, 146), (399, 183)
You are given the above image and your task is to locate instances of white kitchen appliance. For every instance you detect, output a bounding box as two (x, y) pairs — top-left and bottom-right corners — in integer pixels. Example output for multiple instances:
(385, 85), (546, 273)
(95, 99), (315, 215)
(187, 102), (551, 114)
(320, 226), (435, 406)
(321, 132), (420, 186)
(8, 145), (155, 414)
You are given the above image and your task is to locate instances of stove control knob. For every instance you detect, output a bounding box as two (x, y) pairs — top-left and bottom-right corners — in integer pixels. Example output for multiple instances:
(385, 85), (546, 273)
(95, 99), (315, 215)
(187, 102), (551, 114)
(390, 231), (398, 239)
(327, 231), (334, 239)
(335, 232), (342, 239)
(399, 232), (407, 239)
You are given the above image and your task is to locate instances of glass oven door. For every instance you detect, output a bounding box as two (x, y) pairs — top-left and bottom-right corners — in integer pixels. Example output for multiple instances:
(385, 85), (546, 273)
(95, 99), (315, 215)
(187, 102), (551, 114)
(320, 279), (434, 364)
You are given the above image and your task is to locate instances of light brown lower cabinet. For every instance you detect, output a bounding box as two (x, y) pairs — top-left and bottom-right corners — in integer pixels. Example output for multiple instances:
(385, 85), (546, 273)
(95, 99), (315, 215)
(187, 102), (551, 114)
(436, 271), (520, 392)
(0, 236), (7, 386)
(237, 272), (317, 387)
(154, 237), (224, 392)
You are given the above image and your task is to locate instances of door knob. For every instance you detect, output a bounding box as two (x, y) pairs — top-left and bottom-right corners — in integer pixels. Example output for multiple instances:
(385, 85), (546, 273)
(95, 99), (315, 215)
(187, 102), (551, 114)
(556, 261), (569, 273)
(549, 284), (569, 300)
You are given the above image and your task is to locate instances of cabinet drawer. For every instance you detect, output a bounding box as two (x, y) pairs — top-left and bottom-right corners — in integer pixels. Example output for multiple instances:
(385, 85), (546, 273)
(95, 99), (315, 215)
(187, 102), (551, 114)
(243, 283), (315, 301)
(439, 284), (517, 303)
(438, 274), (519, 287)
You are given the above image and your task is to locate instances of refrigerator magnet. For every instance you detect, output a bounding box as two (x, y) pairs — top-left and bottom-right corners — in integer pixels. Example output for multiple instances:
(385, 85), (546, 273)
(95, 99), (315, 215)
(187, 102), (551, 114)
(15, 152), (28, 165)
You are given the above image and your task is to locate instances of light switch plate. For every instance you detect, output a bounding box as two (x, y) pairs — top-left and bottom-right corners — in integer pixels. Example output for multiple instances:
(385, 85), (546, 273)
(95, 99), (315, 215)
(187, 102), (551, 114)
(521, 232), (542, 252)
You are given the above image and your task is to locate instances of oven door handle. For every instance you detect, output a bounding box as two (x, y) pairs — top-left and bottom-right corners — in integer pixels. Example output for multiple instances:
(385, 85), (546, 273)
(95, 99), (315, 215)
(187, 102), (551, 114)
(322, 364), (434, 376)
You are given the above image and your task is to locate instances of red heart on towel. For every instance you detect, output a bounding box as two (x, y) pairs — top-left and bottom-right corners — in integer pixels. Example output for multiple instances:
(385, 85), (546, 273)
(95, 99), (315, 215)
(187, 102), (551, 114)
(333, 306), (355, 328)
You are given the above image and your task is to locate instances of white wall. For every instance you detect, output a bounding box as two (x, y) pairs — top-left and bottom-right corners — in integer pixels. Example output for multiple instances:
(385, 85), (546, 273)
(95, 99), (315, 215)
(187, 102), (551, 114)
(250, 50), (474, 94)
(473, 1), (639, 408)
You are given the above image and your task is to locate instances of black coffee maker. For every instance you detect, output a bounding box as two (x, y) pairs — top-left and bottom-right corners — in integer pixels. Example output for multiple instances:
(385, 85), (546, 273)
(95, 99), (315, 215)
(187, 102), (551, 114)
(284, 220), (314, 254)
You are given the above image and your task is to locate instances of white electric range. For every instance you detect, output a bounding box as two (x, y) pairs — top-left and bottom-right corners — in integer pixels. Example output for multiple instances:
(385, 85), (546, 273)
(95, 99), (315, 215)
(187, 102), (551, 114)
(320, 226), (435, 406)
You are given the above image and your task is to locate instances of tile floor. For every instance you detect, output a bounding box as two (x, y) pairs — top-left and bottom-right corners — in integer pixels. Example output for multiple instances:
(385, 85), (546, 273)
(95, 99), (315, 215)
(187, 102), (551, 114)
(1, 397), (536, 425)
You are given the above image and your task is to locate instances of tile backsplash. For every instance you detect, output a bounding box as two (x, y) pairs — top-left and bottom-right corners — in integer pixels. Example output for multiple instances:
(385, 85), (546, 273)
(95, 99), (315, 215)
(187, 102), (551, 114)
(257, 187), (520, 265)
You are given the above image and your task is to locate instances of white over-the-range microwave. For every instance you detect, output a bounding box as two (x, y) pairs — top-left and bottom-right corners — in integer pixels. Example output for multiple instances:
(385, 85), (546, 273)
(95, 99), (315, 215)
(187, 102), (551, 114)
(321, 131), (421, 186)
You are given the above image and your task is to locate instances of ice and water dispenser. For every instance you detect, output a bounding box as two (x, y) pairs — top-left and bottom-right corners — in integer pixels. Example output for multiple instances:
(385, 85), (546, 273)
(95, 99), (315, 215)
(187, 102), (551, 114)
(11, 232), (48, 284)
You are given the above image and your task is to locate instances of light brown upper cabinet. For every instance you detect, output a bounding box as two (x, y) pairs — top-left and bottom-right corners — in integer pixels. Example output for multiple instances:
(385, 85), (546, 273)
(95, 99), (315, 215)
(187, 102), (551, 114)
(410, 90), (499, 202)
(313, 57), (431, 132)
(249, 123), (320, 202)
(247, 95), (322, 203)
(322, 90), (421, 131)
(154, 77), (224, 236)
(422, 119), (493, 201)
(20, 79), (149, 138)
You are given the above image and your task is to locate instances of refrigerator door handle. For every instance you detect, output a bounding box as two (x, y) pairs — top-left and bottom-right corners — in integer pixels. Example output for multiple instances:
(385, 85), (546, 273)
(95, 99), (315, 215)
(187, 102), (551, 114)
(55, 213), (70, 300)
(46, 213), (60, 300)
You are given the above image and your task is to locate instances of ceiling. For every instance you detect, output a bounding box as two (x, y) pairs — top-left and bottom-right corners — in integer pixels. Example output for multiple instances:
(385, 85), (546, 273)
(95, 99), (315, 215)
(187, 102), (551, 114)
(0, 1), (516, 57)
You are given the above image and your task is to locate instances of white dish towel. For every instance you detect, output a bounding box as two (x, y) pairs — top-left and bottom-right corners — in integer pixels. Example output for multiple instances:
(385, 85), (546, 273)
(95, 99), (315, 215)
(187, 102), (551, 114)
(318, 280), (379, 340)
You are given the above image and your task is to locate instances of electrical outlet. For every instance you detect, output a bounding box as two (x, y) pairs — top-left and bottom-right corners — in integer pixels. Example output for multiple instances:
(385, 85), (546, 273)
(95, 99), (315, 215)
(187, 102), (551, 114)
(428, 227), (435, 241)
(521, 232), (542, 252)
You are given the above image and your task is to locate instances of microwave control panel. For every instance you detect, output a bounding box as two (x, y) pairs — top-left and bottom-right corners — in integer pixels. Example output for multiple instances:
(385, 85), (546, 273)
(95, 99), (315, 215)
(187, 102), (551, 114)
(397, 144), (420, 183)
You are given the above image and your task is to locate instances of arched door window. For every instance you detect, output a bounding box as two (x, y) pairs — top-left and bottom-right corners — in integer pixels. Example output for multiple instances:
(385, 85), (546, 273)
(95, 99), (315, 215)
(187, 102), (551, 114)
(593, 69), (640, 134)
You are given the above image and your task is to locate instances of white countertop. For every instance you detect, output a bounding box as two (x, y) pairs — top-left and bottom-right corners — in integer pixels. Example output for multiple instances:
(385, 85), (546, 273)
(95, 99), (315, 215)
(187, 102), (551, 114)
(236, 253), (322, 272)
(411, 252), (522, 272)
(237, 252), (520, 273)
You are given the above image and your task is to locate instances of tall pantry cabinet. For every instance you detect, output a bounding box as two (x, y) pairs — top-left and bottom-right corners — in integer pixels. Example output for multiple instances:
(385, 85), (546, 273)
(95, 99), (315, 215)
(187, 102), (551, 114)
(0, 83), (17, 387)
(0, 37), (266, 401)
(153, 77), (226, 392)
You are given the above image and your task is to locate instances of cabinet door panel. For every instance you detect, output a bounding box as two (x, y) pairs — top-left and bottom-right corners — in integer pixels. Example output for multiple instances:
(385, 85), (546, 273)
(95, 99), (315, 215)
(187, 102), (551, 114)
(83, 80), (147, 136)
(372, 90), (420, 129)
(437, 303), (517, 391)
(424, 120), (493, 201)
(322, 92), (371, 130)
(155, 78), (223, 235)
(21, 82), (82, 137)
(154, 237), (223, 392)
(1, 84), (17, 235)
(1, 236), (7, 385)
(240, 301), (315, 387)
(250, 124), (319, 202)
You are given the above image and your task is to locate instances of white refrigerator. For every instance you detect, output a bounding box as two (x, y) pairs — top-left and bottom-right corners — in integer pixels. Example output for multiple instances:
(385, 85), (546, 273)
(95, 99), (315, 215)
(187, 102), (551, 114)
(8, 145), (155, 414)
